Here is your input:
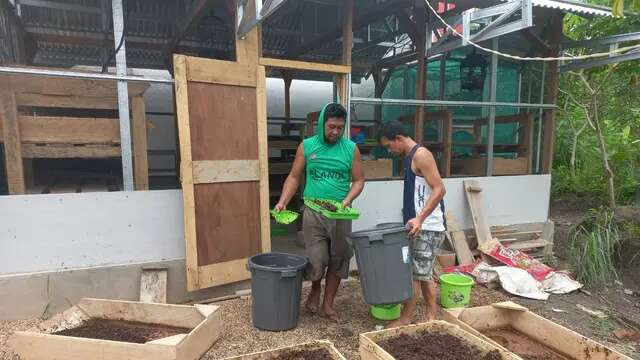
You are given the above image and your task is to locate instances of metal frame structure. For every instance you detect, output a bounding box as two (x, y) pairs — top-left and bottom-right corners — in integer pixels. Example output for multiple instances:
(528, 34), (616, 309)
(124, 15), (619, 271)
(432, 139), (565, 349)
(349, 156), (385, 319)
(430, 0), (533, 55)
(560, 31), (640, 72)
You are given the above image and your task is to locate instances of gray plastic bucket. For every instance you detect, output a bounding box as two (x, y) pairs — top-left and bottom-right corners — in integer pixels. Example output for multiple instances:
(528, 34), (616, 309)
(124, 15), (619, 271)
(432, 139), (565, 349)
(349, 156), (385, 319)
(349, 226), (413, 305)
(247, 252), (308, 331)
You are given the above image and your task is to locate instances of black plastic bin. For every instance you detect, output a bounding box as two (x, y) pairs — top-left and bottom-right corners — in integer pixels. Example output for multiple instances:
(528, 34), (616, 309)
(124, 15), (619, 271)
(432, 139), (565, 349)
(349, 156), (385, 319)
(349, 226), (413, 305)
(247, 252), (308, 331)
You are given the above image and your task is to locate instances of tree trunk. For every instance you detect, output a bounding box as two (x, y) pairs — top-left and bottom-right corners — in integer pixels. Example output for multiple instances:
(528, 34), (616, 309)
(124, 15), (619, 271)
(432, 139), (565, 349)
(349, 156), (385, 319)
(591, 97), (616, 208)
(570, 122), (587, 175)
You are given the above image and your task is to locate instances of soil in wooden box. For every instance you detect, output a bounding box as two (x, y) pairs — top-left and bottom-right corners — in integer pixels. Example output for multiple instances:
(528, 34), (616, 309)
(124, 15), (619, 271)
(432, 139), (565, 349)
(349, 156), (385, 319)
(378, 331), (503, 360)
(52, 319), (191, 344)
(483, 327), (570, 360)
(275, 348), (335, 360)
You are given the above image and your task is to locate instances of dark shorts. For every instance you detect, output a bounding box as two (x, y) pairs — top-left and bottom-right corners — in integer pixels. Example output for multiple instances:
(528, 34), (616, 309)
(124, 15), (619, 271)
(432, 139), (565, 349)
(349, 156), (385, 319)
(302, 207), (353, 281)
(410, 230), (446, 281)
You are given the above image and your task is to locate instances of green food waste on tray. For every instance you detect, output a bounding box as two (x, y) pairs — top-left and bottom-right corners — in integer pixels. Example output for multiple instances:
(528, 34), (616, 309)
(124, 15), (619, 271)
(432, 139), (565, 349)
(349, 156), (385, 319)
(304, 198), (360, 220)
(270, 209), (300, 224)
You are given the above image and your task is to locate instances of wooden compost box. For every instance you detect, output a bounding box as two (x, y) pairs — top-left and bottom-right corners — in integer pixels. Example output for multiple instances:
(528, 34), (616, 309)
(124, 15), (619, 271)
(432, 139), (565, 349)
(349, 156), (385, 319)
(442, 301), (632, 360)
(359, 320), (519, 360)
(10, 298), (222, 360)
(221, 340), (346, 359)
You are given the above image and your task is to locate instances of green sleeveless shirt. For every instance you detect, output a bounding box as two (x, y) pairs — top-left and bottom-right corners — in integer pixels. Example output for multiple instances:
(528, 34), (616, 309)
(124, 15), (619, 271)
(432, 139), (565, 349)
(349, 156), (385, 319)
(303, 103), (356, 202)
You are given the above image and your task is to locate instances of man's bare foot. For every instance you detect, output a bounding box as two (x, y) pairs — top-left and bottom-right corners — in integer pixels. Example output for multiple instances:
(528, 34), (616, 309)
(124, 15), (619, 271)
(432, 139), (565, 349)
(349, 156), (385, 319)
(385, 316), (412, 329)
(320, 305), (341, 323)
(305, 290), (321, 314)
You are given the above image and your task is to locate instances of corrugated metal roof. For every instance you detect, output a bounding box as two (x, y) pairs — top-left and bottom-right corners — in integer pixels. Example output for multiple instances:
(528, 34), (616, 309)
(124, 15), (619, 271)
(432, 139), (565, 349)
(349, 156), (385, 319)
(530, 0), (612, 17)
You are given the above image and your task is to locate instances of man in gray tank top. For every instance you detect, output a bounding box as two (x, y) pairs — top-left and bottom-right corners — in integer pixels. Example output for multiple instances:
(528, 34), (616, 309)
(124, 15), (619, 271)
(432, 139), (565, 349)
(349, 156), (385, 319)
(378, 120), (447, 327)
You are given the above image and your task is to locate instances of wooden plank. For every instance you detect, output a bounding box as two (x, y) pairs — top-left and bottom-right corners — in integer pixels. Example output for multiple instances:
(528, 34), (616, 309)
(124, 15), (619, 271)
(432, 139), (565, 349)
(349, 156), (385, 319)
(186, 57), (257, 87)
(504, 239), (549, 251)
(359, 321), (518, 360)
(9, 332), (175, 360)
(7, 115), (120, 144)
(173, 54), (200, 291)
(132, 96), (149, 190)
(221, 341), (346, 360)
(78, 298), (203, 329)
(258, 58), (351, 74)
(197, 258), (252, 289)
(440, 112), (452, 177)
(413, 7), (427, 145)
(269, 162), (292, 175)
(362, 159), (393, 179)
(176, 304), (223, 360)
(492, 301), (528, 312)
(187, 83), (258, 161)
(16, 93), (118, 109)
(139, 268), (168, 304)
(22, 144), (121, 158)
(192, 160), (259, 184)
(446, 214), (474, 265)
(451, 158), (529, 176)
(0, 92), (25, 194)
(235, 0), (260, 65)
(519, 113), (534, 174)
(1, 71), (148, 97)
(464, 180), (493, 248)
(256, 66), (272, 254)
(194, 182), (261, 266)
(512, 310), (632, 360)
(541, 14), (563, 174)
(341, 0), (354, 67)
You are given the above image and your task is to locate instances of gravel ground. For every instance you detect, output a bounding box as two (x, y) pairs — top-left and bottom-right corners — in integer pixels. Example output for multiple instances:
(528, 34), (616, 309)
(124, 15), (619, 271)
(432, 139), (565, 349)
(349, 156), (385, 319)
(0, 279), (508, 360)
(0, 319), (43, 360)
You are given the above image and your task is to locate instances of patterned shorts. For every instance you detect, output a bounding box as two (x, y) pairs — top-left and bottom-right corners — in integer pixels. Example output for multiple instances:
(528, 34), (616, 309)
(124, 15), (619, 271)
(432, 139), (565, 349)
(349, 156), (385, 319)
(410, 230), (446, 281)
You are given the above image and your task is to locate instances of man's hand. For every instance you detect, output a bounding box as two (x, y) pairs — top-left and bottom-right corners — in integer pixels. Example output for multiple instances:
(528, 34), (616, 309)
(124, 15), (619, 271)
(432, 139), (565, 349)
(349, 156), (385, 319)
(341, 199), (351, 208)
(406, 217), (424, 237)
(274, 202), (286, 212)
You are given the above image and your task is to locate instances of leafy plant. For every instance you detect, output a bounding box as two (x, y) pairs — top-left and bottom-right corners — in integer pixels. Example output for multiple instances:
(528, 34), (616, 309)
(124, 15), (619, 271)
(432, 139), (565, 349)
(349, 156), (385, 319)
(570, 209), (620, 287)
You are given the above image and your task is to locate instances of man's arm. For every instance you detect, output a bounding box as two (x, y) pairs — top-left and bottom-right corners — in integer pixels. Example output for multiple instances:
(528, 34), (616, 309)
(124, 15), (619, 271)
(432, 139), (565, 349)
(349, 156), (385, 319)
(407, 148), (446, 236)
(342, 146), (365, 207)
(275, 143), (306, 211)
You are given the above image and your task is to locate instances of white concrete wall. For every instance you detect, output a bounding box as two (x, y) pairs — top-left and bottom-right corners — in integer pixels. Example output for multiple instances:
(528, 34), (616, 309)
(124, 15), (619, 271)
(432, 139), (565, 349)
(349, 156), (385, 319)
(0, 175), (549, 276)
(0, 190), (185, 275)
(352, 175), (551, 231)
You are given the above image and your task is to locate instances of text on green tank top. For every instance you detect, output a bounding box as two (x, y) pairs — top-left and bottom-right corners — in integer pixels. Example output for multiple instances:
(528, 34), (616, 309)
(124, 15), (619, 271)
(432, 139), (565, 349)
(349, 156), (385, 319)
(303, 136), (355, 202)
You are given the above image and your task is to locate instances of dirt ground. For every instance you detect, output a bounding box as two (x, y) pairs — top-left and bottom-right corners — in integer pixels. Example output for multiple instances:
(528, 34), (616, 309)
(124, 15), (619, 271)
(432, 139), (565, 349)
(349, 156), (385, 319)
(1, 201), (638, 359)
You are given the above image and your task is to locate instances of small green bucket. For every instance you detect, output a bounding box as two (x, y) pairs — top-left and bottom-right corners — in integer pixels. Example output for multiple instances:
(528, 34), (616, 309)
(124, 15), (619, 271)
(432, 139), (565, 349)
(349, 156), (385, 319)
(370, 304), (402, 321)
(439, 273), (474, 309)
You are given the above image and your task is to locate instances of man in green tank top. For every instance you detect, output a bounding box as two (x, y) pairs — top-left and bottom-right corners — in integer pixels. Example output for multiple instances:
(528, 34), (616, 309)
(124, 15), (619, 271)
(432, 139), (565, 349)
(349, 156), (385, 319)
(275, 103), (364, 322)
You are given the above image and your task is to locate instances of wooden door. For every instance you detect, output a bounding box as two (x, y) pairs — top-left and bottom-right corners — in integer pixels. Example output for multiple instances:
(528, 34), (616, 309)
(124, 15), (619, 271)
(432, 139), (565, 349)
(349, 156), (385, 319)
(173, 42), (270, 290)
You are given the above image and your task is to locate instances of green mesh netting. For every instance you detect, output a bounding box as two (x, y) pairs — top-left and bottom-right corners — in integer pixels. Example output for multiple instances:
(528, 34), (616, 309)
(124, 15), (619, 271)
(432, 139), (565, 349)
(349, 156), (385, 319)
(381, 51), (522, 159)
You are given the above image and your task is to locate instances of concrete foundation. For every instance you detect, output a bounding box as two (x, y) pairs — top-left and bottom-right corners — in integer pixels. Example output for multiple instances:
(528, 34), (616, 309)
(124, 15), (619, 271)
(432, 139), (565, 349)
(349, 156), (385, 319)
(0, 259), (250, 321)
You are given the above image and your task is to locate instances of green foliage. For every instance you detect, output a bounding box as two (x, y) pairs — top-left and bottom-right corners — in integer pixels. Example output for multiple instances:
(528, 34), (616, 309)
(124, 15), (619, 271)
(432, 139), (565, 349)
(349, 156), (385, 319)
(553, 2), (640, 206)
(570, 209), (620, 287)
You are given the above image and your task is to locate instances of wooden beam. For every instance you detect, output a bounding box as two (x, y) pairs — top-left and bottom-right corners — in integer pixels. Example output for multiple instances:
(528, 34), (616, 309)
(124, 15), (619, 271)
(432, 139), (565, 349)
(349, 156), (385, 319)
(341, 0), (354, 67)
(186, 57), (257, 87)
(192, 160), (260, 184)
(258, 57), (351, 74)
(165, 0), (215, 55)
(541, 14), (564, 174)
(131, 96), (149, 190)
(256, 65), (272, 254)
(173, 54), (199, 291)
(22, 144), (121, 158)
(0, 116), (120, 144)
(16, 93), (118, 109)
(0, 92), (25, 194)
(414, 7), (427, 144)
